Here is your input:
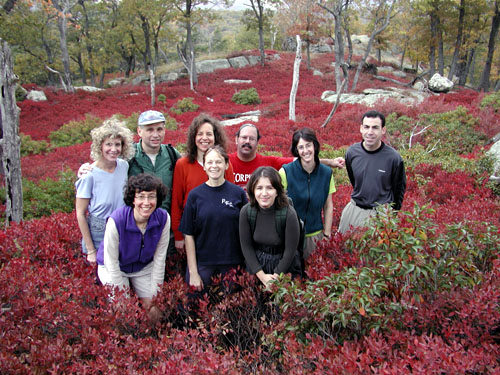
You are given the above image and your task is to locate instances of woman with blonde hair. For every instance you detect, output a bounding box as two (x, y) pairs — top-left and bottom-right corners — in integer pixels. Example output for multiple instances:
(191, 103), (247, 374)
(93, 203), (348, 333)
(75, 118), (134, 263)
(171, 113), (234, 251)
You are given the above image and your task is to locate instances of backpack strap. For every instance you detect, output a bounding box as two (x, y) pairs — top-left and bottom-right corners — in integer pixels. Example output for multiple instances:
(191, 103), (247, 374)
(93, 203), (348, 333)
(247, 205), (258, 236)
(165, 144), (178, 171)
(274, 206), (288, 243)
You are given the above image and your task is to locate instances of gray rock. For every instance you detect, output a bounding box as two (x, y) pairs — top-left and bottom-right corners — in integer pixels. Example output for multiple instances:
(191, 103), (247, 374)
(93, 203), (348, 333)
(195, 59), (231, 74)
(413, 81), (426, 91)
(313, 69), (324, 77)
(221, 115), (260, 127)
(108, 78), (126, 87)
(16, 85), (28, 101)
(27, 90), (47, 102)
(492, 132), (500, 143)
(392, 70), (407, 78)
(377, 66), (395, 74)
(487, 139), (500, 177)
(246, 55), (261, 66)
(158, 72), (180, 82)
(224, 79), (252, 84)
(428, 73), (454, 93)
(321, 87), (429, 107)
(131, 75), (148, 85)
(75, 86), (104, 92)
(310, 44), (332, 53)
(228, 56), (249, 69)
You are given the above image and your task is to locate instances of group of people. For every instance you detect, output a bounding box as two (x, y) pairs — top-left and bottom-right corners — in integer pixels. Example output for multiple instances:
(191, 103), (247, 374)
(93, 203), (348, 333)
(75, 109), (406, 313)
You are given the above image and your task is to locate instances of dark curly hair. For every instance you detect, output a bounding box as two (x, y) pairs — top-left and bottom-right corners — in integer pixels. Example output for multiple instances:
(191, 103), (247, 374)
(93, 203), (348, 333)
(186, 113), (227, 163)
(246, 166), (289, 210)
(290, 127), (320, 166)
(124, 174), (168, 208)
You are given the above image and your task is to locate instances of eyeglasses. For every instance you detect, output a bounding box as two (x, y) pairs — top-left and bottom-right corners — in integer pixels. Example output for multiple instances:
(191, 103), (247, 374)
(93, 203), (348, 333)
(135, 194), (157, 202)
(239, 136), (257, 142)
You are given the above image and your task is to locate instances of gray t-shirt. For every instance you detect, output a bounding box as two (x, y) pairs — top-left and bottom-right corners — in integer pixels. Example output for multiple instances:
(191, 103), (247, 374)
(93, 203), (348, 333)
(75, 158), (129, 218)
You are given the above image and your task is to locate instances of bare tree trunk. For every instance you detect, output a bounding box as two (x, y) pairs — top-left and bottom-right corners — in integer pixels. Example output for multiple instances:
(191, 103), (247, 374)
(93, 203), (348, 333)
(0, 40), (23, 225)
(54, 1), (75, 93)
(289, 36), (301, 121)
(351, 0), (395, 92)
(448, 0), (465, 80)
(478, 0), (500, 91)
(149, 66), (156, 107)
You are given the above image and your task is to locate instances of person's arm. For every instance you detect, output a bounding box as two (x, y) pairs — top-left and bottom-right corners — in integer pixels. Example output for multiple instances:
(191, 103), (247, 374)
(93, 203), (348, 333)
(225, 161), (235, 183)
(77, 163), (94, 178)
(75, 198), (96, 261)
(345, 152), (355, 187)
(274, 207), (300, 275)
(255, 270), (279, 288)
(185, 234), (203, 291)
(322, 193), (333, 238)
(278, 168), (288, 191)
(171, 161), (186, 248)
(320, 157), (345, 169)
(150, 215), (171, 296)
(102, 218), (127, 289)
(392, 159), (406, 210)
(239, 205), (263, 274)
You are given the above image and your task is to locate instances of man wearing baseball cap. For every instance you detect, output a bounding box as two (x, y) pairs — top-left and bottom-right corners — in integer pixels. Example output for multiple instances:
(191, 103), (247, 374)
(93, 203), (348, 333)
(79, 110), (181, 255)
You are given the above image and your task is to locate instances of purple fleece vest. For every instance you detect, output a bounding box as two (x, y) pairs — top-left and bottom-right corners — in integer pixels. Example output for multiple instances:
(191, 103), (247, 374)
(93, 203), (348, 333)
(97, 206), (168, 273)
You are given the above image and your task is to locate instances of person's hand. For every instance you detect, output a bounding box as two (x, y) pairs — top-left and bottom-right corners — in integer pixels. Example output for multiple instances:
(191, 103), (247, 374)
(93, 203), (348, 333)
(86, 249), (97, 264)
(257, 271), (279, 289)
(147, 305), (162, 322)
(77, 163), (93, 178)
(175, 240), (185, 251)
(333, 157), (345, 169)
(189, 272), (204, 291)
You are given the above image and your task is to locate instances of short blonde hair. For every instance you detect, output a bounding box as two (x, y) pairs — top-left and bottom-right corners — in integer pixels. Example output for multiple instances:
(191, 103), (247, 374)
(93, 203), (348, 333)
(90, 118), (134, 161)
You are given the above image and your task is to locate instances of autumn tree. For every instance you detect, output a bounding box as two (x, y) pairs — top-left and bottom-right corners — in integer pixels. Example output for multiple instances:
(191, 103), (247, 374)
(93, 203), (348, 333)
(276, 0), (327, 69)
(317, 0), (351, 91)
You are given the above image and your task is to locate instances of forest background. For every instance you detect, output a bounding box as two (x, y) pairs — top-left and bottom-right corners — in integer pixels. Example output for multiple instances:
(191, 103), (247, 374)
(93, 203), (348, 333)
(2, 0), (500, 373)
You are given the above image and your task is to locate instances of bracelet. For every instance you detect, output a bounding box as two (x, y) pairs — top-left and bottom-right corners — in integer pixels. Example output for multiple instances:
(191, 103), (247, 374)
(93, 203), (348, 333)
(323, 232), (331, 239)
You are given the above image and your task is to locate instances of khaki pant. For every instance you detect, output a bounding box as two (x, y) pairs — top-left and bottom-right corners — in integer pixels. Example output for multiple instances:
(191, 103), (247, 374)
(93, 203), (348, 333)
(338, 200), (376, 234)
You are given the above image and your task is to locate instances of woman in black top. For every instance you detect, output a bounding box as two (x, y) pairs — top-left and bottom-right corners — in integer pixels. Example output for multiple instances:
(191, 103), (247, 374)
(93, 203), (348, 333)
(239, 166), (302, 287)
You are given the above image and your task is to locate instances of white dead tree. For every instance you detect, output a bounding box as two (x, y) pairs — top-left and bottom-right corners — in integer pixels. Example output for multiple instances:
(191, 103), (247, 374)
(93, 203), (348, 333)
(0, 39), (23, 225)
(289, 35), (301, 121)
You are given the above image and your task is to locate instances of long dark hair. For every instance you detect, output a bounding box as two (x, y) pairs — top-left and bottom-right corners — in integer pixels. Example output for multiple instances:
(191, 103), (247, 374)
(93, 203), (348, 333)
(246, 166), (289, 209)
(290, 127), (320, 166)
(186, 113), (227, 163)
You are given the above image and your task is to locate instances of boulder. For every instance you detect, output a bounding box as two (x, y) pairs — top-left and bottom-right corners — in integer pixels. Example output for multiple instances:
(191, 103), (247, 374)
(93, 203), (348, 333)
(158, 72), (180, 82)
(131, 74), (148, 85)
(15, 85), (28, 101)
(487, 139), (500, 173)
(413, 81), (426, 91)
(313, 69), (324, 77)
(27, 90), (47, 102)
(310, 44), (332, 53)
(428, 73), (454, 93)
(246, 55), (261, 66)
(195, 59), (231, 74)
(321, 87), (429, 107)
(224, 79), (252, 84)
(75, 86), (104, 92)
(228, 56), (249, 69)
(108, 78), (126, 87)
(221, 115), (259, 127)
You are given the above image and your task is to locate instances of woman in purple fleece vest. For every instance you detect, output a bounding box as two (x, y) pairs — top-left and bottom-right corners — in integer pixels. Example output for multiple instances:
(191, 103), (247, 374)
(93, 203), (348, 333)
(97, 174), (169, 320)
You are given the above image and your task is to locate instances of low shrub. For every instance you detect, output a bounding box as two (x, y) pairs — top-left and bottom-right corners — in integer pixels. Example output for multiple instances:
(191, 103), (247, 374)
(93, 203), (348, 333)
(386, 107), (488, 156)
(480, 91), (500, 111)
(170, 97), (199, 115)
(272, 204), (499, 344)
(21, 170), (76, 220)
(231, 88), (261, 105)
(21, 133), (50, 156)
(48, 114), (103, 147)
(157, 93), (167, 103)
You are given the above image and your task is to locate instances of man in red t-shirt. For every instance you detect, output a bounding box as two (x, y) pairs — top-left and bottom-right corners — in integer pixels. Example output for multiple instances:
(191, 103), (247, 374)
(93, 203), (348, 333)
(229, 124), (345, 189)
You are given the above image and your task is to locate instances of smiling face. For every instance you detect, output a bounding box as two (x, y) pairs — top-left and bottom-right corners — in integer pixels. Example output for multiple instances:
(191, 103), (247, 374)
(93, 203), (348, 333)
(137, 122), (165, 153)
(254, 177), (277, 209)
(133, 190), (157, 223)
(236, 126), (259, 161)
(101, 137), (122, 163)
(196, 122), (215, 155)
(296, 137), (315, 164)
(203, 148), (228, 182)
(360, 116), (386, 151)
